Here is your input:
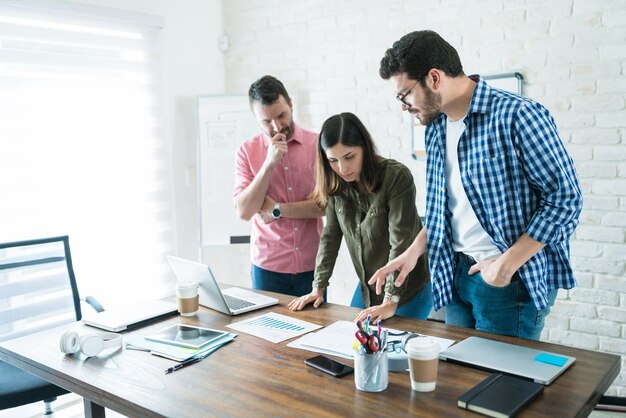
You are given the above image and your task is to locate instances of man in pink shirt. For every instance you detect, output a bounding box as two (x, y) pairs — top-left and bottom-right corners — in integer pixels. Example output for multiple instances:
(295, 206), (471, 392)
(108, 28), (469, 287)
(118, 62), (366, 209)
(234, 75), (324, 296)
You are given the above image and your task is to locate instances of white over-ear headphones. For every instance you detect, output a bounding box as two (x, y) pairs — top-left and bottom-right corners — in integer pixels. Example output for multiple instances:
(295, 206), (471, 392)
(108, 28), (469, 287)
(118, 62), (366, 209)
(59, 331), (123, 358)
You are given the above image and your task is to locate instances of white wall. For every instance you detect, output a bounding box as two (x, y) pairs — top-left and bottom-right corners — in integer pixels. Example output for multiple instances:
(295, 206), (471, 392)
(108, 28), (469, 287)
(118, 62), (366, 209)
(63, 0), (626, 397)
(72, 0), (226, 264)
(220, 0), (626, 396)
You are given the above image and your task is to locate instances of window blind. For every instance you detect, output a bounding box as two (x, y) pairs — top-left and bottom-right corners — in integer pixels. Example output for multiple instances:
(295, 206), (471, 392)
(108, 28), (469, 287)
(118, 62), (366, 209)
(0, 0), (175, 306)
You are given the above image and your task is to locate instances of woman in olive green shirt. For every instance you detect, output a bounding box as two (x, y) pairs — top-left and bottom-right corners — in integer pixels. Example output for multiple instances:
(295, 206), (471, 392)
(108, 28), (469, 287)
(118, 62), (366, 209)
(288, 112), (432, 322)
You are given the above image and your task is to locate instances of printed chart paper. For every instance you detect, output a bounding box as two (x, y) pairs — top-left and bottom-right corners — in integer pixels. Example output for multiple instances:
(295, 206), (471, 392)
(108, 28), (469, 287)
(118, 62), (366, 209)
(226, 312), (322, 343)
(288, 320), (456, 359)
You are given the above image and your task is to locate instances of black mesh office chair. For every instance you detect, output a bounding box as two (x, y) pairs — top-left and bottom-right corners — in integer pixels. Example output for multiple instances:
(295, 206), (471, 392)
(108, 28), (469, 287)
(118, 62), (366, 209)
(0, 236), (102, 416)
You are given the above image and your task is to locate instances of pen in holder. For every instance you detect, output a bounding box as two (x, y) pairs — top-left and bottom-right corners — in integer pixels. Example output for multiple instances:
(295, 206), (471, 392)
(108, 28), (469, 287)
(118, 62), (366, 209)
(354, 350), (388, 392)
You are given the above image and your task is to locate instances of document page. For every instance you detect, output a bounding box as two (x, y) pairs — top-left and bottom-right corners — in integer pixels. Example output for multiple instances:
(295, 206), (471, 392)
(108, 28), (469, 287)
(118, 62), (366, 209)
(288, 320), (455, 359)
(226, 312), (322, 343)
(125, 332), (236, 361)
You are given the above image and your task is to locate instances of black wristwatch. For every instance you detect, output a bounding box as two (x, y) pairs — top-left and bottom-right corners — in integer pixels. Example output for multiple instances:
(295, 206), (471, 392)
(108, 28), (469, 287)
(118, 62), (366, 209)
(271, 203), (282, 219)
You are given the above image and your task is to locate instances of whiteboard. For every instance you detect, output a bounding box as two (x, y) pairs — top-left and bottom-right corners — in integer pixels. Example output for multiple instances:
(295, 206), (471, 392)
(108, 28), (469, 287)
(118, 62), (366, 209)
(483, 72), (524, 96)
(197, 95), (299, 246)
(197, 95), (259, 246)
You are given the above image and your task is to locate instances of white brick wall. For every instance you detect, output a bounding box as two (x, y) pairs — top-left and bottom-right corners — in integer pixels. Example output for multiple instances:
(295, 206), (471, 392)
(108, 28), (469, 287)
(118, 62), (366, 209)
(222, 0), (626, 396)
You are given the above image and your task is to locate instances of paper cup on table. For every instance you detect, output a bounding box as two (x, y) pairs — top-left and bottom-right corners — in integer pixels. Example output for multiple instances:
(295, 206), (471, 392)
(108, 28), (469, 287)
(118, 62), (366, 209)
(406, 337), (440, 392)
(175, 281), (199, 317)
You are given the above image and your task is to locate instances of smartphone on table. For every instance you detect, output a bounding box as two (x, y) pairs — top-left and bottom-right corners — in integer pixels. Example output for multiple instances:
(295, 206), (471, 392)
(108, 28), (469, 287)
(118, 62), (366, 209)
(305, 355), (354, 377)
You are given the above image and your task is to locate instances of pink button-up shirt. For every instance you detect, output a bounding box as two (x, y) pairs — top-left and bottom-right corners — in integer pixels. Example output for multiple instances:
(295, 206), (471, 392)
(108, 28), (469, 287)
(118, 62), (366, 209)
(234, 123), (323, 274)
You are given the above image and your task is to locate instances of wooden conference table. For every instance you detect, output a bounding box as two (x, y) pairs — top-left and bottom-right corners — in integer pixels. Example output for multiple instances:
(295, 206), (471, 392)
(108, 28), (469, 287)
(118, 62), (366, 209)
(0, 291), (620, 418)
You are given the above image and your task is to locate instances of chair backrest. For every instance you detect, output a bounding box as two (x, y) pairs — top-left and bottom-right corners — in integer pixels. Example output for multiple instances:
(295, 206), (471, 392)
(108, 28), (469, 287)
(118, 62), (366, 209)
(0, 236), (81, 343)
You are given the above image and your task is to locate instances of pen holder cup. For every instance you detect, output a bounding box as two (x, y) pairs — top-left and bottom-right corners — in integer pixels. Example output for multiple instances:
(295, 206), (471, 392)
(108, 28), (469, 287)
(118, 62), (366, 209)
(354, 350), (388, 392)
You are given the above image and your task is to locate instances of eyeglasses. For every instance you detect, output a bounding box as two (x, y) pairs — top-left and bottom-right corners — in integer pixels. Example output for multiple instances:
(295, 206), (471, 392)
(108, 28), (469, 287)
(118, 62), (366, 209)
(395, 80), (420, 106)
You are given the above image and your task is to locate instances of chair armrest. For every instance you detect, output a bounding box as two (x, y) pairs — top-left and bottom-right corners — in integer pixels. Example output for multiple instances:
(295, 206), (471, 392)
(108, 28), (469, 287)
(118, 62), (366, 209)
(81, 296), (105, 313)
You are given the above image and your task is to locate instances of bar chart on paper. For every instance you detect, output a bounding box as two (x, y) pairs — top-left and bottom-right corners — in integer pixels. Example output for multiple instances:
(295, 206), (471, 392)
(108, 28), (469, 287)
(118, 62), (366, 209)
(247, 316), (305, 331)
(227, 312), (322, 343)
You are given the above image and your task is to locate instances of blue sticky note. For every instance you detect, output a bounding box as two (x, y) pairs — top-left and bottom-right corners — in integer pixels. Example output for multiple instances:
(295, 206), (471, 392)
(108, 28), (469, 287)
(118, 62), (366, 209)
(535, 353), (568, 367)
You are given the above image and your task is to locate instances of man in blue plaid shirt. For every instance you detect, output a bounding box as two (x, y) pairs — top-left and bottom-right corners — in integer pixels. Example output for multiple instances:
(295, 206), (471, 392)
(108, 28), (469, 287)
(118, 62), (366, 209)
(369, 31), (582, 340)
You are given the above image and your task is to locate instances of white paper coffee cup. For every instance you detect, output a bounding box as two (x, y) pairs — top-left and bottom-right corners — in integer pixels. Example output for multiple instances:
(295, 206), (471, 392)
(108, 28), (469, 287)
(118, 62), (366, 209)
(406, 337), (440, 392)
(175, 281), (199, 298)
(175, 281), (199, 316)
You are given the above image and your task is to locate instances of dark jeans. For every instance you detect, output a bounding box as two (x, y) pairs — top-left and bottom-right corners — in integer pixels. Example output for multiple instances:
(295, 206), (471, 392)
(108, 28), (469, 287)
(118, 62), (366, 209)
(251, 264), (320, 297)
(349, 281), (433, 320)
(445, 253), (557, 340)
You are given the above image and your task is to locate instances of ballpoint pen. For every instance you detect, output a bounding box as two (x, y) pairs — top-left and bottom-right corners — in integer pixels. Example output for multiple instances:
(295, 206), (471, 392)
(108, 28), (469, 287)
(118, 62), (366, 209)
(356, 320), (365, 332)
(164, 356), (202, 374)
(164, 339), (233, 374)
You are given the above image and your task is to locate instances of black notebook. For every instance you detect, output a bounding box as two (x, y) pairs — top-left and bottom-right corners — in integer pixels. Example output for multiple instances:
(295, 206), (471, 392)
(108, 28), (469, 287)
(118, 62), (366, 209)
(458, 373), (544, 418)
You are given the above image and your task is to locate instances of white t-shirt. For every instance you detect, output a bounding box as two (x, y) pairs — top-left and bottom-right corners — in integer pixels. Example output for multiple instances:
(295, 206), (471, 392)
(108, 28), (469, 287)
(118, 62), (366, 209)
(445, 116), (501, 262)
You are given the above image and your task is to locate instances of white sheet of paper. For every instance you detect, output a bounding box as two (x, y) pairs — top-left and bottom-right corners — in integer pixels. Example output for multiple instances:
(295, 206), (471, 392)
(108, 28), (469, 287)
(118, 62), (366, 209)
(226, 312), (322, 343)
(125, 333), (236, 361)
(287, 320), (455, 359)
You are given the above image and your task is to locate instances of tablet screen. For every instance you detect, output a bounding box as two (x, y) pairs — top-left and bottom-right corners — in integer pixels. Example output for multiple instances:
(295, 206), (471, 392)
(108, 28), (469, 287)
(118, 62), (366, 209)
(145, 324), (228, 349)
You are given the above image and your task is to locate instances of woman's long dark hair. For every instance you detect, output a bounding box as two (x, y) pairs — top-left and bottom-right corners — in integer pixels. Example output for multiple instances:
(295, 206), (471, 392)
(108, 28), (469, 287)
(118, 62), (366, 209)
(310, 112), (382, 209)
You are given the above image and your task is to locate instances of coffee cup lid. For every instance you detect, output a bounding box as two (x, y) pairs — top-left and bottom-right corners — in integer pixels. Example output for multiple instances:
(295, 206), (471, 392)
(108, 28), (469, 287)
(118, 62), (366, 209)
(406, 337), (440, 356)
(175, 281), (198, 289)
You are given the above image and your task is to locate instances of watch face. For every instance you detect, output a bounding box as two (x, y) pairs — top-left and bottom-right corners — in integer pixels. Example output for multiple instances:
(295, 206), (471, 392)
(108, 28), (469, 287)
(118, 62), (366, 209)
(386, 294), (400, 304)
(272, 208), (281, 218)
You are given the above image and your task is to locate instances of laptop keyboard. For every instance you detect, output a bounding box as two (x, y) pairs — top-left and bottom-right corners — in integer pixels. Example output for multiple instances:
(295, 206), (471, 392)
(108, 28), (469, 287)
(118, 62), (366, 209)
(223, 294), (255, 311)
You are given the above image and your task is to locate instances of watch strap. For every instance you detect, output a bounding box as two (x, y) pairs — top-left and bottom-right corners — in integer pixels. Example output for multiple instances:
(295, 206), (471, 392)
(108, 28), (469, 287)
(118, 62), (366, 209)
(384, 293), (400, 304)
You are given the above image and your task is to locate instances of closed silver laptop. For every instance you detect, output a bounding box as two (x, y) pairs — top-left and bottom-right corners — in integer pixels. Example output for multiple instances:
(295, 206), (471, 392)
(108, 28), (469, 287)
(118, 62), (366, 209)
(439, 336), (576, 385)
(167, 256), (278, 315)
(82, 300), (177, 332)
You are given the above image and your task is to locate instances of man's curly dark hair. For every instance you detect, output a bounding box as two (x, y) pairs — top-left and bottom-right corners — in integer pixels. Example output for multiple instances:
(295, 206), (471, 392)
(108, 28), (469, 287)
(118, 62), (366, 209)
(248, 75), (291, 107)
(379, 30), (464, 85)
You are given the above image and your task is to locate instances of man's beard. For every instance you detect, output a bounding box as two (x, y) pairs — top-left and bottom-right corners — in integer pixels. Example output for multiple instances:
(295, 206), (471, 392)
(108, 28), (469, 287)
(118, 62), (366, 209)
(270, 121), (294, 139)
(413, 86), (441, 126)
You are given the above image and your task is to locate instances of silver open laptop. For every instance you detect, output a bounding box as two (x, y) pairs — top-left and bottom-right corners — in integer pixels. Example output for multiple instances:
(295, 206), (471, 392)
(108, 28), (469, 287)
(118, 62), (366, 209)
(167, 256), (278, 315)
(439, 336), (576, 385)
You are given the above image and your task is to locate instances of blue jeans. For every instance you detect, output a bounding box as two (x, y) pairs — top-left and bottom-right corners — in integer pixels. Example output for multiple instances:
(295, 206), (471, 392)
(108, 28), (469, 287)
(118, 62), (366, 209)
(350, 281), (433, 320)
(445, 253), (557, 340)
(251, 265), (319, 297)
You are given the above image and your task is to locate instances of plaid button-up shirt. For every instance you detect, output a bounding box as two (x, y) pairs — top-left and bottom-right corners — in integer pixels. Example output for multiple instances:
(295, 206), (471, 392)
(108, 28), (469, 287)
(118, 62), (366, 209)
(425, 76), (582, 310)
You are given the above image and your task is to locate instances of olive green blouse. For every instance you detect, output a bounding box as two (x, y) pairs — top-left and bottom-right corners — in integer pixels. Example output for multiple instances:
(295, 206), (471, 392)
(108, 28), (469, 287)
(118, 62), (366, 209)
(312, 158), (429, 307)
